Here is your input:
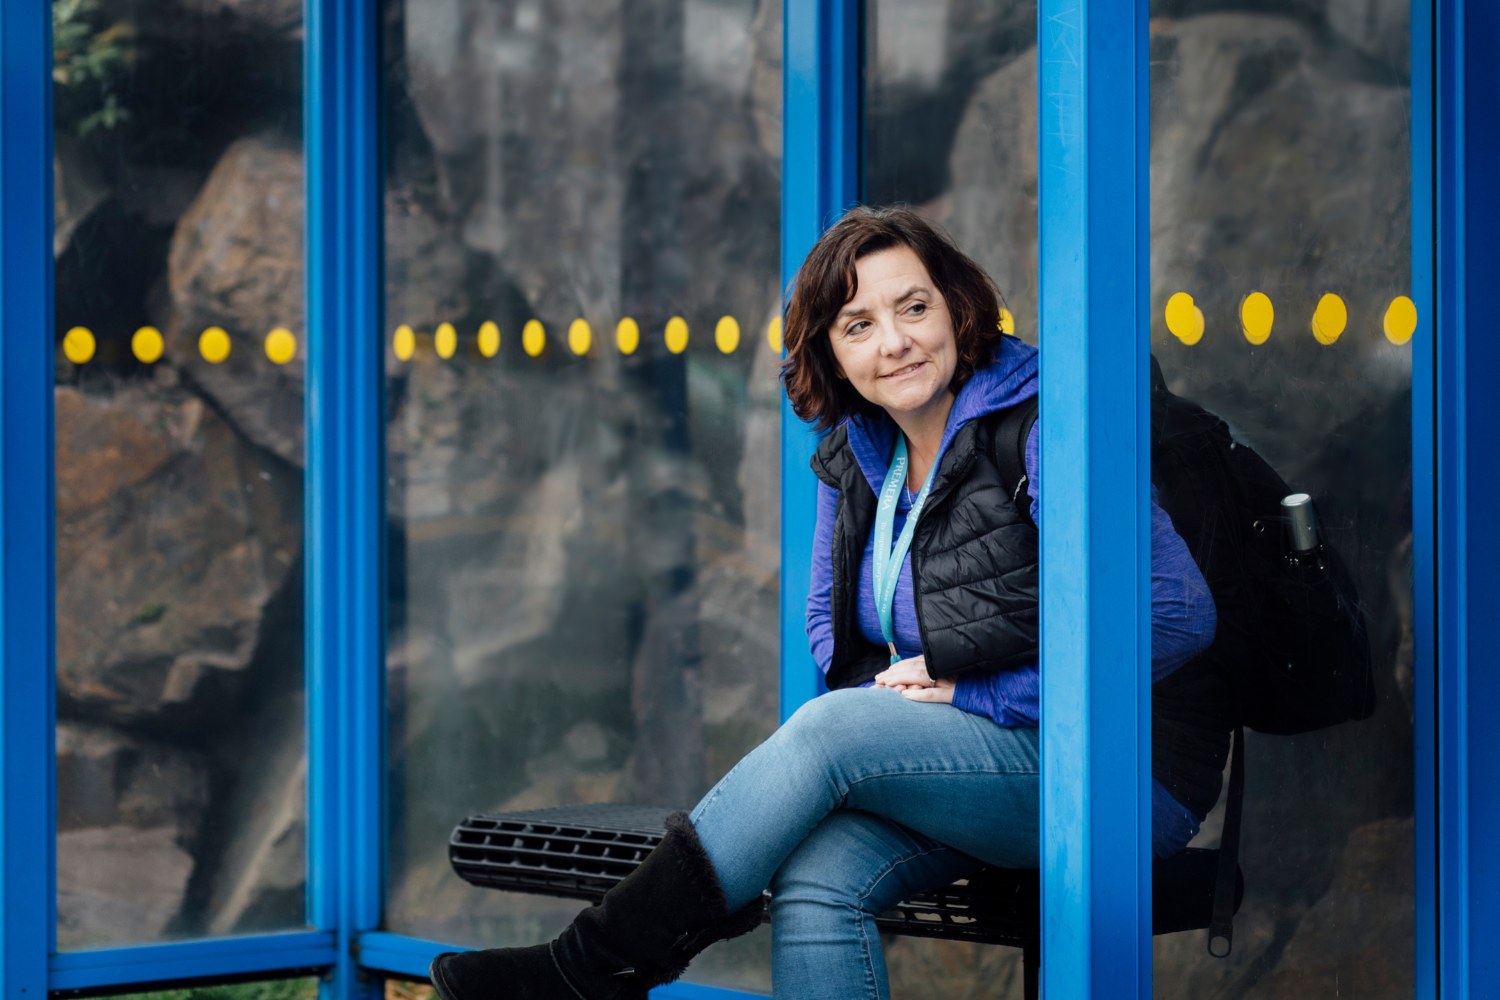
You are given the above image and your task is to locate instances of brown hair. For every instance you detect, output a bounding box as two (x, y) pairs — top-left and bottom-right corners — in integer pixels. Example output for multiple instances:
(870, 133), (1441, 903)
(781, 205), (1006, 431)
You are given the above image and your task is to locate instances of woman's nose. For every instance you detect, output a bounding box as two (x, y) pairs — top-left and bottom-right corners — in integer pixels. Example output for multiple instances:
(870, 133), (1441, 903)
(877, 321), (908, 353)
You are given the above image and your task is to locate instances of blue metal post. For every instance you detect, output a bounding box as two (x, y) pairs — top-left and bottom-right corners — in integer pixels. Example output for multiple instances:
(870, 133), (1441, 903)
(1409, 0), (1436, 993)
(1435, 0), (1500, 993)
(1037, 0), (1152, 996)
(0, 0), (57, 995)
(306, 0), (385, 997)
(779, 0), (859, 721)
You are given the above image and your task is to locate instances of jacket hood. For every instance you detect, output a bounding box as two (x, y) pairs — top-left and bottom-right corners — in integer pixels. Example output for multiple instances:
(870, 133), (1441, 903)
(843, 336), (1039, 493)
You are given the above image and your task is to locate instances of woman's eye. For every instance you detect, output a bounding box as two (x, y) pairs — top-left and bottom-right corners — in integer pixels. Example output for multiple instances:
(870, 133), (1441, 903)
(845, 321), (870, 337)
(906, 302), (927, 316)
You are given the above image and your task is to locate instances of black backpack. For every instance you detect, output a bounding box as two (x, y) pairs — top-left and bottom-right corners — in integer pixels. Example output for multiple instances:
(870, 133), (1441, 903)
(992, 356), (1374, 954)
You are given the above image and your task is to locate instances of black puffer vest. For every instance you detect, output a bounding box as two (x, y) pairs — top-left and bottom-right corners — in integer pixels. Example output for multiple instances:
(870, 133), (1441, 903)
(810, 408), (1229, 821)
(811, 414), (1039, 691)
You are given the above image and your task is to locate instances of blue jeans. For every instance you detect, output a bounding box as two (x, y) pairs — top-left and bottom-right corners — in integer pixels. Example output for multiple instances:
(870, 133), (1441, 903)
(689, 687), (1040, 1000)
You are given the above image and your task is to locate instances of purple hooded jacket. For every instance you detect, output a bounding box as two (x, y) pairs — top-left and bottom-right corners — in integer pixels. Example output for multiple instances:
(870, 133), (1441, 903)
(805, 337), (1217, 856)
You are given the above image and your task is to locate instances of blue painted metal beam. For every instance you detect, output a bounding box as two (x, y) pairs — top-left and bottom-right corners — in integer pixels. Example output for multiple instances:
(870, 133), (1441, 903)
(1435, 0), (1500, 993)
(1409, 0), (1436, 994)
(49, 933), (337, 993)
(0, 0), (57, 994)
(359, 932), (754, 1000)
(779, 0), (859, 721)
(306, 0), (385, 997)
(1037, 0), (1152, 996)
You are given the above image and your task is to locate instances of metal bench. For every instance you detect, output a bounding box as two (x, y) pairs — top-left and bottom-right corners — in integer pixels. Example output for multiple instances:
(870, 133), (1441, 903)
(449, 802), (1242, 999)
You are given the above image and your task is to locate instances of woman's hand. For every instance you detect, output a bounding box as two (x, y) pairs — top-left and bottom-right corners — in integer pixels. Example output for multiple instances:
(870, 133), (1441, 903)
(873, 655), (955, 704)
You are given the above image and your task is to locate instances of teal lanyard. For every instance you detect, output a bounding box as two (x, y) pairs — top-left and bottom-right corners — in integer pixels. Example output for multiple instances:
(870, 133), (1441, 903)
(872, 436), (938, 664)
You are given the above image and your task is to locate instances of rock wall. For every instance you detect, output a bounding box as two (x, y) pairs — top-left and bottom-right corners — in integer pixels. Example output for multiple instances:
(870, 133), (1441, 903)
(53, 0), (1414, 995)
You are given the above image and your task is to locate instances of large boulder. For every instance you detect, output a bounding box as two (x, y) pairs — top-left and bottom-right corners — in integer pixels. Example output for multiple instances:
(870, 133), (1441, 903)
(55, 722), (211, 947)
(57, 825), (196, 946)
(165, 135), (472, 467)
(55, 383), (301, 728)
(947, 13), (1411, 478)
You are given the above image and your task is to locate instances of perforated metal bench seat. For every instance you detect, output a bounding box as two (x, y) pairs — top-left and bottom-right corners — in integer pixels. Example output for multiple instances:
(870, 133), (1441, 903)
(448, 803), (1239, 949)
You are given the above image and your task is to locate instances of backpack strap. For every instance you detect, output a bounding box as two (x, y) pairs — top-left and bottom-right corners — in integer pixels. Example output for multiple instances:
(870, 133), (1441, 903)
(1208, 725), (1244, 957)
(992, 395), (1040, 528)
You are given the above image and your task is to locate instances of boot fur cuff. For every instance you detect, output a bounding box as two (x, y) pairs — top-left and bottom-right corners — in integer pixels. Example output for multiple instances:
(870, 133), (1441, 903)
(661, 811), (766, 940)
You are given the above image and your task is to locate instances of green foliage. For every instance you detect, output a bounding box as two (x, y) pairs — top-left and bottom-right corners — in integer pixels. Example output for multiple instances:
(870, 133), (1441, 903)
(113, 978), (319, 1000)
(53, 0), (136, 137)
(132, 602), (168, 625)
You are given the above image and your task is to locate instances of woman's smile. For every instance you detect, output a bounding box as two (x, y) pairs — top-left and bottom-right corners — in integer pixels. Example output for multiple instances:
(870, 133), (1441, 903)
(880, 361), (928, 379)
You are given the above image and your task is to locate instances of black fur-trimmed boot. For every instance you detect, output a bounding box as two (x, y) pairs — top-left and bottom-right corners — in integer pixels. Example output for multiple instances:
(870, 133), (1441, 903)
(429, 812), (763, 1000)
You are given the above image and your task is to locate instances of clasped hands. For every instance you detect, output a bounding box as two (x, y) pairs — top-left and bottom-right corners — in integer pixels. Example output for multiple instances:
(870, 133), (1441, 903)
(872, 655), (955, 704)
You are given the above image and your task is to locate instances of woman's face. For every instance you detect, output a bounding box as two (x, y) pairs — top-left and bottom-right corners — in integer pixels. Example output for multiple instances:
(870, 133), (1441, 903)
(828, 245), (958, 425)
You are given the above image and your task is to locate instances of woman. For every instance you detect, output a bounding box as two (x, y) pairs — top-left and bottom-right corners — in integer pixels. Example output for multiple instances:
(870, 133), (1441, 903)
(430, 206), (1221, 1000)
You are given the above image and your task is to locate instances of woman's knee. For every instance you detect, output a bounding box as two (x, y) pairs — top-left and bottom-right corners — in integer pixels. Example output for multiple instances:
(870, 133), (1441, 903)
(770, 843), (871, 921)
(769, 810), (920, 916)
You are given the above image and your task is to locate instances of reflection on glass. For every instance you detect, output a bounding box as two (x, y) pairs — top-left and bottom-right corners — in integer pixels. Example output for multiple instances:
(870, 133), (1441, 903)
(864, 0), (1040, 346)
(1150, 3), (1413, 994)
(381, 1), (783, 990)
(862, 3), (1045, 994)
(53, 0), (306, 947)
(865, 0), (1414, 994)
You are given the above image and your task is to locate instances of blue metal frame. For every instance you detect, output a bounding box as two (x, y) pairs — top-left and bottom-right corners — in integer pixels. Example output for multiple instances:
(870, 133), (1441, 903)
(0, 0), (58, 994)
(1037, 0), (1152, 995)
(1411, 0), (1436, 993)
(305, 0), (385, 996)
(0, 0), (1476, 997)
(48, 933), (337, 994)
(778, 0), (860, 722)
(358, 932), (764, 999)
(1435, 0), (1500, 994)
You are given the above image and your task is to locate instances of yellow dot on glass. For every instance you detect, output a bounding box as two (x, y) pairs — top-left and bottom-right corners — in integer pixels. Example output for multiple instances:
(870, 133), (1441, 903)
(132, 326), (165, 364)
(568, 319), (592, 356)
(617, 318), (641, 355)
(393, 324), (415, 361)
(715, 316), (741, 354)
(265, 328), (297, 365)
(523, 319), (546, 357)
(199, 326), (232, 363)
(1384, 295), (1418, 345)
(1311, 293), (1347, 345)
(1165, 292), (1199, 344)
(63, 326), (95, 364)
(1240, 292), (1274, 345)
(1181, 307), (1205, 346)
(434, 322), (457, 359)
(477, 321), (500, 357)
(664, 316), (689, 355)
(998, 308), (1016, 336)
(768, 316), (783, 353)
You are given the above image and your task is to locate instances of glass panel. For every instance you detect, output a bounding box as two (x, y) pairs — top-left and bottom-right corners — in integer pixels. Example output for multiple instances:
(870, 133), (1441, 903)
(53, 0), (306, 946)
(865, 0), (1415, 994)
(861, 2), (1043, 994)
(864, 0), (1040, 345)
(1150, 2), (1413, 994)
(381, 1), (783, 991)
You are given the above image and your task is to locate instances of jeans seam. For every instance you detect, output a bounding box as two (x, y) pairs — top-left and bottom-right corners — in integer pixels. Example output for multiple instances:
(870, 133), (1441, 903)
(854, 844), (954, 1000)
(842, 765), (1040, 792)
